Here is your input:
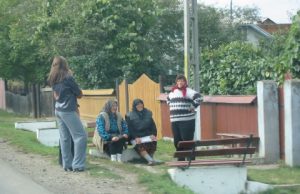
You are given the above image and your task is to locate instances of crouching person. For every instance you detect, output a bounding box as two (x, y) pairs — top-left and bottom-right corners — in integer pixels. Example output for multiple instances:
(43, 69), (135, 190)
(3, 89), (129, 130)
(96, 99), (128, 162)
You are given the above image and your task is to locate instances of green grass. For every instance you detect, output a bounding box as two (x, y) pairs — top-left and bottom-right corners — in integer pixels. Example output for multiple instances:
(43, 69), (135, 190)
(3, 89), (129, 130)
(248, 166), (300, 194)
(0, 110), (57, 156)
(86, 161), (122, 179)
(248, 166), (300, 185)
(260, 186), (300, 194)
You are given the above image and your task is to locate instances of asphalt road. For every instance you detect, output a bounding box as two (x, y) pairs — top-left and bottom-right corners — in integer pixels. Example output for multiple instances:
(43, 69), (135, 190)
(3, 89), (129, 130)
(0, 158), (52, 194)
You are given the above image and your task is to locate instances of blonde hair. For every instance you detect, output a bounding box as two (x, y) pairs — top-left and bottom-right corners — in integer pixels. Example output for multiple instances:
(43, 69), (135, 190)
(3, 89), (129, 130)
(47, 56), (73, 86)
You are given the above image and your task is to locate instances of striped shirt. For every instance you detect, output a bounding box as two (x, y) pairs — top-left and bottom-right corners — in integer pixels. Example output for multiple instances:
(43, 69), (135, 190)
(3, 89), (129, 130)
(167, 88), (202, 122)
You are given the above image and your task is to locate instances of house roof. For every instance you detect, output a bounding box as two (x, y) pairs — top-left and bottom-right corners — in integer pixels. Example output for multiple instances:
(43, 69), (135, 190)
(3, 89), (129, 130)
(257, 18), (291, 34)
(259, 18), (277, 25)
(239, 24), (273, 39)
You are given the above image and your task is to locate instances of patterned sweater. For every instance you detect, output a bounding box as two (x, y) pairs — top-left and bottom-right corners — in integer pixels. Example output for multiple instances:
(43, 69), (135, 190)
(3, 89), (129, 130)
(167, 87), (202, 122)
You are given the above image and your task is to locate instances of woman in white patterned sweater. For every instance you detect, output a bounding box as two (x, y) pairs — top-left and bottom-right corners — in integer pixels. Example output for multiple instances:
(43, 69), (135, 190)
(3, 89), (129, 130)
(167, 74), (202, 161)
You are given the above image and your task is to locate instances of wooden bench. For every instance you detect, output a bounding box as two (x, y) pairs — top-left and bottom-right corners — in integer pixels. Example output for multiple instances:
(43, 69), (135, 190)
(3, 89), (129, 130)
(167, 135), (259, 169)
(217, 132), (248, 139)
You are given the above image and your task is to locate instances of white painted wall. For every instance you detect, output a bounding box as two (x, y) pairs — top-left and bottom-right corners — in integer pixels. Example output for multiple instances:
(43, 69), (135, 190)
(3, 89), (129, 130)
(257, 81), (280, 163)
(36, 128), (60, 147)
(284, 80), (300, 166)
(0, 78), (5, 110)
(15, 121), (57, 132)
(168, 166), (247, 194)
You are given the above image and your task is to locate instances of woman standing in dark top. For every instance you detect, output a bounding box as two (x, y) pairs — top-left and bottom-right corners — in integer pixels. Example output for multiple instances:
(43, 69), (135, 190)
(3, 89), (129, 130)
(126, 99), (160, 165)
(48, 56), (87, 172)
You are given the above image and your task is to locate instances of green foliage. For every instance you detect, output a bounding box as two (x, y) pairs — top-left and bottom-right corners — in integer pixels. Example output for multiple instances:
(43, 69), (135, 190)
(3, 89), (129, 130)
(200, 41), (267, 94)
(282, 12), (300, 79)
(199, 11), (300, 95)
(200, 39), (285, 95)
(1, 0), (299, 95)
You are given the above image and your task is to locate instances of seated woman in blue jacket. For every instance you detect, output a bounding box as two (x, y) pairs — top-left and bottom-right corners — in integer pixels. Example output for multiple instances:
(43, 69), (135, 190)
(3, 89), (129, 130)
(96, 99), (128, 162)
(126, 98), (161, 165)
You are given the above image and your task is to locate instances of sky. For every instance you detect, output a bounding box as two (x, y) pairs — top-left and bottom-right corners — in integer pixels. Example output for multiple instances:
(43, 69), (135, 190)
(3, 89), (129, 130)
(199, 0), (300, 24)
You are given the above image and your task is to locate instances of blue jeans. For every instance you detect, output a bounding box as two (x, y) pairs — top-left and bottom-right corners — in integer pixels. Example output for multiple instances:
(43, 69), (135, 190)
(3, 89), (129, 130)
(55, 110), (87, 170)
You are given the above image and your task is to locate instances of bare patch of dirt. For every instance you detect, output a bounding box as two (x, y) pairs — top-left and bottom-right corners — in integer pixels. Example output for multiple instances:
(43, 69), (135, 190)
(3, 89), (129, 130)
(0, 138), (148, 194)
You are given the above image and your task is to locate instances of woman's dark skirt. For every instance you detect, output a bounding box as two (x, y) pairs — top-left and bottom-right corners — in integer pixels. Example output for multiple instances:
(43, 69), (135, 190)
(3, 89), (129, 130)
(134, 141), (157, 155)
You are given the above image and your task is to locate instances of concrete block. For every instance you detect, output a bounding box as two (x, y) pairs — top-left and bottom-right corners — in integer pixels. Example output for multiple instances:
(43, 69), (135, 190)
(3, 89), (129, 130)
(36, 128), (60, 147)
(15, 121), (56, 133)
(88, 147), (141, 162)
(122, 148), (141, 162)
(246, 181), (273, 193)
(168, 165), (247, 194)
(89, 148), (110, 159)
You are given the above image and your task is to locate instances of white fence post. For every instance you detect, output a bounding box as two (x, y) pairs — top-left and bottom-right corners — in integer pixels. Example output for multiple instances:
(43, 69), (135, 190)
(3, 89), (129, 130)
(0, 78), (6, 110)
(257, 81), (280, 163)
(284, 80), (300, 166)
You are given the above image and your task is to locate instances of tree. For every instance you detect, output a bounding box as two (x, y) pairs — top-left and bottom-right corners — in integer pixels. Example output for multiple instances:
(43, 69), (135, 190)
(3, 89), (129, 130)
(65, 0), (183, 88)
(0, 0), (51, 87)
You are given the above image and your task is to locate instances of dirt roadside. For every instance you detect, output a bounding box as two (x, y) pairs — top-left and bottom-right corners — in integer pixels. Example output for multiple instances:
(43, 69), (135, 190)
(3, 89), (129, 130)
(0, 138), (148, 194)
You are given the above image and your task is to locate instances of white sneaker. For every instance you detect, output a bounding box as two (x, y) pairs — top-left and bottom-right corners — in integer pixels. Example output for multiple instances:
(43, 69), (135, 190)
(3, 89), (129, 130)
(111, 154), (117, 162)
(117, 154), (123, 163)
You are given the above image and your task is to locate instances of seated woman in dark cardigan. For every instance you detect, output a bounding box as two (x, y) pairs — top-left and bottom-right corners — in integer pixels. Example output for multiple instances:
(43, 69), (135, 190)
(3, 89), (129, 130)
(125, 98), (161, 165)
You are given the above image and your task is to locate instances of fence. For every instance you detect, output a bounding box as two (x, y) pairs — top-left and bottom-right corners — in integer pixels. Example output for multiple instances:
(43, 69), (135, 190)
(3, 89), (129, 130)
(159, 94), (258, 140)
(6, 91), (32, 115)
(5, 88), (54, 117)
(77, 89), (115, 121)
(118, 74), (162, 138)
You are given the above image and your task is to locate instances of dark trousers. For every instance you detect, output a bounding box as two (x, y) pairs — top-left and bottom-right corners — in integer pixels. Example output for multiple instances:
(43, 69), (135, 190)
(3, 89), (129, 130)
(171, 119), (195, 161)
(106, 139), (125, 155)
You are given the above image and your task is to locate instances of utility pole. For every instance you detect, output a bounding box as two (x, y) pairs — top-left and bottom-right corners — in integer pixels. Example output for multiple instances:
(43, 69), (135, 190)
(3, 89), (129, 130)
(230, 0), (233, 23)
(184, 0), (201, 140)
(184, 0), (200, 92)
(183, 0), (190, 82)
(191, 0), (200, 92)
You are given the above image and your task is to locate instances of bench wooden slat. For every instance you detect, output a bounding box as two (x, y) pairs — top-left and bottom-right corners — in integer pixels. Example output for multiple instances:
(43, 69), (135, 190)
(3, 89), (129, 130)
(217, 133), (248, 138)
(178, 137), (259, 148)
(169, 135), (259, 169)
(174, 147), (256, 158)
(87, 143), (96, 147)
(88, 131), (94, 138)
(167, 159), (252, 167)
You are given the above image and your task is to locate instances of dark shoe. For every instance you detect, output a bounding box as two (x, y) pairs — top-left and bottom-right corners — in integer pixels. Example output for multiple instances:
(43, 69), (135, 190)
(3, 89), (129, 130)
(153, 160), (164, 165)
(147, 161), (156, 166)
(73, 168), (84, 172)
(64, 167), (73, 172)
(148, 160), (163, 166)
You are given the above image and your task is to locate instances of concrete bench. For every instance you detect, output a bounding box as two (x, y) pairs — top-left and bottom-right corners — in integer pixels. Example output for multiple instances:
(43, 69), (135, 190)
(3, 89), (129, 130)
(167, 135), (260, 194)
